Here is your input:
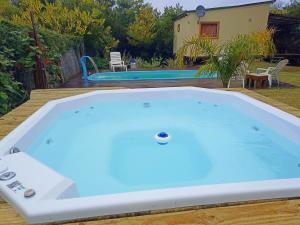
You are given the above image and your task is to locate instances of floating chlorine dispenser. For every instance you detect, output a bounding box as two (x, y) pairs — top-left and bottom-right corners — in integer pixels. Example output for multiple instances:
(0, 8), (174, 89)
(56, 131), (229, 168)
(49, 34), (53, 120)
(155, 132), (171, 145)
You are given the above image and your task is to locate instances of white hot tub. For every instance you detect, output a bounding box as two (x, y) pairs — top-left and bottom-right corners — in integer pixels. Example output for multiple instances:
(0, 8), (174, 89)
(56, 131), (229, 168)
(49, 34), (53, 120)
(0, 87), (300, 223)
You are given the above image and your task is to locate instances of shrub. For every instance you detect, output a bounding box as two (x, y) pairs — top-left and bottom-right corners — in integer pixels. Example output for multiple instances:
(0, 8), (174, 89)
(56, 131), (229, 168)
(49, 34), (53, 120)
(0, 20), (36, 74)
(0, 19), (82, 114)
(136, 57), (162, 69)
(94, 57), (109, 69)
(0, 20), (82, 87)
(176, 29), (276, 87)
(85, 57), (109, 70)
(0, 20), (33, 112)
(9, 0), (117, 57)
(135, 57), (177, 69)
(39, 28), (82, 87)
(0, 72), (28, 116)
(165, 58), (177, 68)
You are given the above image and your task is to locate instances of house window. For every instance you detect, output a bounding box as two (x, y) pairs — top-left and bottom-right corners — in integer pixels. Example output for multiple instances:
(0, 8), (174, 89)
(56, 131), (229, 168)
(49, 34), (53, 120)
(200, 22), (219, 38)
(177, 24), (181, 32)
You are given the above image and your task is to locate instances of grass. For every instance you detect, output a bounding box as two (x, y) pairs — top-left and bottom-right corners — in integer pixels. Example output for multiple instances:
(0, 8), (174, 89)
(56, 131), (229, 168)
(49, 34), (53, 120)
(249, 61), (300, 110)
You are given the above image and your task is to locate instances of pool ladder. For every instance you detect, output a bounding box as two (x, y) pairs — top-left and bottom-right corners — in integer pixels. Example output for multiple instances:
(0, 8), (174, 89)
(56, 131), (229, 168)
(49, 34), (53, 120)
(80, 56), (99, 80)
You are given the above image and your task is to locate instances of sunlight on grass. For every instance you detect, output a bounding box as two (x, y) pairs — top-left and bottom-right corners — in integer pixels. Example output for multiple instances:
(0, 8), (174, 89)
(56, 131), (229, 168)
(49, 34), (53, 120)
(250, 61), (300, 110)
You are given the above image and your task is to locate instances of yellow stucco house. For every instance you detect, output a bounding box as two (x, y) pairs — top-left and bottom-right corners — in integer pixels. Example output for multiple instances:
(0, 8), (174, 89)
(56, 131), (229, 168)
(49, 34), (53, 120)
(173, 0), (275, 54)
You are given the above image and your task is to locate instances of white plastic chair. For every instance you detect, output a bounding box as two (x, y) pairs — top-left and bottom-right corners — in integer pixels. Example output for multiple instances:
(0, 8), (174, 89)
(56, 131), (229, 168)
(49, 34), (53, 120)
(109, 52), (127, 72)
(256, 59), (289, 87)
(228, 62), (249, 88)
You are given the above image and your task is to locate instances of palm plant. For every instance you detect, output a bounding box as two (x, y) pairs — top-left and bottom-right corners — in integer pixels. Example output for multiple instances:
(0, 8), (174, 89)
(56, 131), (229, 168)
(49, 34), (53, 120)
(176, 29), (276, 87)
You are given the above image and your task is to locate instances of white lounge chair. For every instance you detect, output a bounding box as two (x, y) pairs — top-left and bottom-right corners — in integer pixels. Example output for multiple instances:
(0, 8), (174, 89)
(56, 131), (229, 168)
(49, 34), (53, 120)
(256, 59), (289, 87)
(228, 62), (249, 88)
(109, 52), (127, 72)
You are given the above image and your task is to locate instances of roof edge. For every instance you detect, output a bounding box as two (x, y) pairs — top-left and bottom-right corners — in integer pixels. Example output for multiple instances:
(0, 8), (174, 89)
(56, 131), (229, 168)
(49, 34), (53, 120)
(173, 0), (275, 21)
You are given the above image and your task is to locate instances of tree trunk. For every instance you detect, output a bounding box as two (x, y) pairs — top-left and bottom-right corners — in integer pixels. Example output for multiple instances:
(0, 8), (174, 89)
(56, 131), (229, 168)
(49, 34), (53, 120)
(222, 81), (228, 88)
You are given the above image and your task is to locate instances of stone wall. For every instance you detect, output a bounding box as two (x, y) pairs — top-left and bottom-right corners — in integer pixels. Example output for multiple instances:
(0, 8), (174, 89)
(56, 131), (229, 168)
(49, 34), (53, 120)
(61, 48), (81, 81)
(17, 47), (82, 91)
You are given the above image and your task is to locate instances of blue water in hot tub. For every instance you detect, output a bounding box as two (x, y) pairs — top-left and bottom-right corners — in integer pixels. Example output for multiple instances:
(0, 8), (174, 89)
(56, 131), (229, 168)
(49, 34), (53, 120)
(26, 99), (300, 197)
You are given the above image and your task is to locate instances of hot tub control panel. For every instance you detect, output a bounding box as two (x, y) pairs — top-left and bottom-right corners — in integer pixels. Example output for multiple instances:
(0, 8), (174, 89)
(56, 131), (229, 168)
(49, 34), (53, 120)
(0, 168), (28, 196)
(0, 157), (35, 200)
(0, 152), (76, 205)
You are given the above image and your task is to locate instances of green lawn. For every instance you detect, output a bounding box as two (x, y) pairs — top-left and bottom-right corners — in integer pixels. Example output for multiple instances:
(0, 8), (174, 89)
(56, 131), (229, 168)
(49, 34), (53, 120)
(249, 61), (300, 110)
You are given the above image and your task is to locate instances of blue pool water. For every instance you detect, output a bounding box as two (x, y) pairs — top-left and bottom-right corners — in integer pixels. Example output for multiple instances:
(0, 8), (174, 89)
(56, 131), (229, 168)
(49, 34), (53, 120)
(87, 70), (214, 81)
(27, 99), (300, 197)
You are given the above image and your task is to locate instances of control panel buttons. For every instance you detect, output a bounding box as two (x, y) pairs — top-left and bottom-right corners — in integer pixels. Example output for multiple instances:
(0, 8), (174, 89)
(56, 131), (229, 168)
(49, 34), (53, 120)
(0, 171), (16, 181)
(7, 180), (25, 193)
(24, 189), (36, 198)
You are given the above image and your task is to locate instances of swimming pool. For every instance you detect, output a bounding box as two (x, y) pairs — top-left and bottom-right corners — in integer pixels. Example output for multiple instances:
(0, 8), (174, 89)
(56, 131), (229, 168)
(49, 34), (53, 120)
(87, 70), (213, 81)
(0, 87), (300, 223)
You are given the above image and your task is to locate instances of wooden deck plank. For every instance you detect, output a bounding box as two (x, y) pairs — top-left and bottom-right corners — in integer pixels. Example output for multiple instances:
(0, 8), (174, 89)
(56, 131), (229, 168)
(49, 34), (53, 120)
(1, 199), (299, 225)
(64, 200), (300, 225)
(0, 87), (300, 225)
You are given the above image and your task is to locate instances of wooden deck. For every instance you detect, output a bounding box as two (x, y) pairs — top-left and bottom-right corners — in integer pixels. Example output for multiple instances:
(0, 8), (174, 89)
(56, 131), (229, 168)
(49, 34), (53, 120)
(1, 87), (300, 225)
(61, 77), (225, 89)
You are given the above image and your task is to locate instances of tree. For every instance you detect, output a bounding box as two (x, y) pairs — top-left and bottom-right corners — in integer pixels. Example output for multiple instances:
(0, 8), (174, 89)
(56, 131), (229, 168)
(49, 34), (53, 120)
(7, 0), (117, 56)
(176, 30), (276, 87)
(286, 0), (300, 17)
(11, 0), (96, 36)
(0, 0), (19, 19)
(84, 23), (118, 57)
(271, 0), (288, 14)
(127, 6), (157, 46)
(106, 0), (145, 53)
(64, 0), (118, 56)
(126, 6), (157, 58)
(155, 4), (183, 59)
(271, 0), (300, 16)
(272, 0), (287, 9)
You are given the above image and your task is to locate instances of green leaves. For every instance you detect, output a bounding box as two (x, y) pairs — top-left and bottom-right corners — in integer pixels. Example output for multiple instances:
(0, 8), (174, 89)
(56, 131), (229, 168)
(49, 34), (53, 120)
(0, 72), (27, 116)
(0, 21), (33, 115)
(176, 30), (276, 87)
(127, 6), (157, 46)
(155, 4), (183, 58)
(0, 53), (14, 71)
(0, 19), (82, 115)
(5, 0), (116, 58)
(176, 36), (217, 67)
(0, 21), (36, 73)
(287, 2), (300, 17)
